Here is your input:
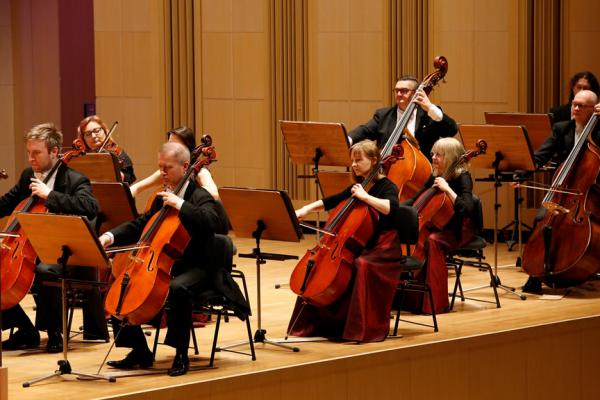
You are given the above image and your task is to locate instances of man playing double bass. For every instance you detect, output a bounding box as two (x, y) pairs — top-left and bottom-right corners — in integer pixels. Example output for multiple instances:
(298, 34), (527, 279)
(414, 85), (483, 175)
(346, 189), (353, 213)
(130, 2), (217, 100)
(522, 89), (600, 293)
(99, 141), (226, 376)
(348, 75), (458, 161)
(1, 123), (100, 352)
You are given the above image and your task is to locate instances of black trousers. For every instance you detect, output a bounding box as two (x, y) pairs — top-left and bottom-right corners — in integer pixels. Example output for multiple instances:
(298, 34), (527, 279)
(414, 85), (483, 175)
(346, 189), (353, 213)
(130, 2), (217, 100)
(1, 263), (108, 339)
(111, 266), (211, 353)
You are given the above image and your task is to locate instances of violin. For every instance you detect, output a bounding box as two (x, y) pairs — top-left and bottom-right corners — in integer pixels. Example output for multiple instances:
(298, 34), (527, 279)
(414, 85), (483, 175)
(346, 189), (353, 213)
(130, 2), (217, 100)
(97, 121), (123, 157)
(522, 114), (600, 287)
(411, 140), (487, 262)
(0, 140), (85, 310)
(382, 56), (449, 201)
(105, 141), (216, 325)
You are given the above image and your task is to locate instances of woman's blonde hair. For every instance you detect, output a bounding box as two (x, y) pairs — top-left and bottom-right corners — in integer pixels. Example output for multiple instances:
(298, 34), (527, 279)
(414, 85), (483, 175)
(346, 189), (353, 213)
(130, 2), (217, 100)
(349, 139), (384, 182)
(431, 137), (469, 178)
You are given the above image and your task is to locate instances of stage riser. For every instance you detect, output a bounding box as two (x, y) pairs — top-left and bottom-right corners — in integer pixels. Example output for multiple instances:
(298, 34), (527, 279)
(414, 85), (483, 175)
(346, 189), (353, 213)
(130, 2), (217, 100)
(109, 316), (600, 400)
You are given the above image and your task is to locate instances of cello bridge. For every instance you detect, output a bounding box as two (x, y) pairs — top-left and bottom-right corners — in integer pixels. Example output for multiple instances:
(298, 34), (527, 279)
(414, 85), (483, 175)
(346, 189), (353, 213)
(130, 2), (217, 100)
(542, 201), (569, 214)
(128, 255), (144, 263)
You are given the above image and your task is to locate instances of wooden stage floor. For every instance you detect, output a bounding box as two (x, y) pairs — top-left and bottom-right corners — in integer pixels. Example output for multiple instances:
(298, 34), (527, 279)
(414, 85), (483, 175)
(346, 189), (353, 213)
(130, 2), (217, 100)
(3, 235), (600, 399)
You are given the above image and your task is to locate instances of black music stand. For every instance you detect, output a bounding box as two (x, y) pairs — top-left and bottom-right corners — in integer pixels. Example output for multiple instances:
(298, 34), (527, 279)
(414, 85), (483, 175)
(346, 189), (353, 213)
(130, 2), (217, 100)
(220, 187), (302, 352)
(459, 125), (535, 300)
(484, 112), (553, 254)
(280, 121), (350, 239)
(16, 213), (116, 386)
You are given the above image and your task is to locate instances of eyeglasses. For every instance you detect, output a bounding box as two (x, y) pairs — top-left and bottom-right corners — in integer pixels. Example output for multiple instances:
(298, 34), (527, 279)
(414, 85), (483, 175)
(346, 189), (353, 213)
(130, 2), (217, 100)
(83, 127), (104, 137)
(430, 152), (444, 159)
(571, 102), (593, 110)
(393, 88), (415, 95)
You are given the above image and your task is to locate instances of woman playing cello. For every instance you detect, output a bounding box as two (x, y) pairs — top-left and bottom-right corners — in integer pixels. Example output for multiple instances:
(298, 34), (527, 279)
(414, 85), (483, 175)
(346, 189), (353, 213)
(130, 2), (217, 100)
(403, 137), (476, 314)
(288, 140), (403, 342)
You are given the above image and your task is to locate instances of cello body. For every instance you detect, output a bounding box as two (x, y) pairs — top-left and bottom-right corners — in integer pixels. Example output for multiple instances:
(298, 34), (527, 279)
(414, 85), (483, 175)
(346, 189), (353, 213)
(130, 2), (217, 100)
(522, 139), (600, 287)
(385, 140), (432, 202)
(289, 201), (378, 306)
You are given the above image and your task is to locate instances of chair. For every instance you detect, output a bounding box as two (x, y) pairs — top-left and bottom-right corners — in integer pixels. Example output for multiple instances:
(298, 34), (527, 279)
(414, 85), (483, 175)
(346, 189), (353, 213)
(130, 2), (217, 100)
(152, 234), (255, 367)
(446, 195), (501, 309)
(391, 205), (438, 336)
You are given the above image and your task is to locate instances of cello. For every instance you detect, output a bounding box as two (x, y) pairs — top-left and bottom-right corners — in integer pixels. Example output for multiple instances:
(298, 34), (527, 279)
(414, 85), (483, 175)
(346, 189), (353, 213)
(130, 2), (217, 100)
(0, 140), (85, 310)
(105, 142), (216, 325)
(411, 140), (487, 262)
(522, 114), (600, 287)
(382, 56), (450, 201)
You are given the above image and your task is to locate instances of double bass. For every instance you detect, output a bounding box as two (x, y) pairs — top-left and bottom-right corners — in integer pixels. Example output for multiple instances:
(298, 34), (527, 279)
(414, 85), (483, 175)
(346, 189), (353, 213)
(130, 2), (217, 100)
(105, 141), (216, 325)
(411, 140), (487, 262)
(382, 56), (450, 201)
(522, 114), (600, 287)
(0, 140), (85, 310)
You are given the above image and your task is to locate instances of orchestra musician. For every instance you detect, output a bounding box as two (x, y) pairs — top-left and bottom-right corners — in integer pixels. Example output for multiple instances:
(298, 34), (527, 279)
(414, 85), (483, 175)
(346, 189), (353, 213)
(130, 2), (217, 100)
(77, 115), (137, 184)
(521, 91), (600, 294)
(402, 137), (476, 314)
(129, 126), (218, 200)
(288, 140), (404, 342)
(348, 75), (458, 161)
(0, 123), (100, 352)
(549, 71), (600, 124)
(98, 141), (227, 376)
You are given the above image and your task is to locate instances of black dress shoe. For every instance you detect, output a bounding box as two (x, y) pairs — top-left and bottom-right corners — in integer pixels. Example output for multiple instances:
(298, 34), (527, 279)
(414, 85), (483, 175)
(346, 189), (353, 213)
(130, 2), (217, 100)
(107, 349), (154, 369)
(2, 328), (40, 350)
(522, 276), (542, 294)
(167, 353), (189, 377)
(46, 332), (63, 353)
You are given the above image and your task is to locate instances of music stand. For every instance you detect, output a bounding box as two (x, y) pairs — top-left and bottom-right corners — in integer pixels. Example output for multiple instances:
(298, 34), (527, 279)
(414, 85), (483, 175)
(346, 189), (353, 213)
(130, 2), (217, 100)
(280, 121), (350, 239)
(219, 187), (302, 352)
(484, 112), (553, 253)
(68, 152), (122, 182)
(92, 182), (138, 233)
(459, 124), (535, 300)
(15, 213), (116, 386)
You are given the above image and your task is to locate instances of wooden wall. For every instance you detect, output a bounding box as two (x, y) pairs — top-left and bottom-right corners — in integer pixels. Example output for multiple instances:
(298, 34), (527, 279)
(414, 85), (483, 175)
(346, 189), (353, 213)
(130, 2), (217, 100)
(2, 0), (600, 223)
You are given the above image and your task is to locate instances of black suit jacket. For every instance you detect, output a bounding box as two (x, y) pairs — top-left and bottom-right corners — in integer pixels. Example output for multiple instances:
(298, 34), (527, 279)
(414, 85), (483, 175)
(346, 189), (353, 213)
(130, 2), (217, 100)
(0, 163), (99, 219)
(534, 119), (600, 168)
(348, 106), (458, 161)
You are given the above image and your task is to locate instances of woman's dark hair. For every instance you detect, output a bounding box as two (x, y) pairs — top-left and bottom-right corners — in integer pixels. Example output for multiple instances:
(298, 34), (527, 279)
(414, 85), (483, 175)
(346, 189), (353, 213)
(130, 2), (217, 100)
(168, 126), (196, 152)
(568, 71), (600, 102)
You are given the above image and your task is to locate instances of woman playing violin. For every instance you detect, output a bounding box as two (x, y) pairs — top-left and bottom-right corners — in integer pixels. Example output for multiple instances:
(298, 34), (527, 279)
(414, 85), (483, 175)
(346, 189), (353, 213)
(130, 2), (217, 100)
(129, 126), (218, 200)
(77, 115), (136, 184)
(288, 140), (403, 342)
(403, 137), (475, 314)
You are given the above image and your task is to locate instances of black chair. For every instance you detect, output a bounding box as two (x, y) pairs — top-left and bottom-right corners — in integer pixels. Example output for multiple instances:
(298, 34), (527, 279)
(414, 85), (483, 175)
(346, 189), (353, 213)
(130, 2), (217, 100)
(152, 234), (255, 367)
(446, 195), (501, 309)
(391, 205), (438, 336)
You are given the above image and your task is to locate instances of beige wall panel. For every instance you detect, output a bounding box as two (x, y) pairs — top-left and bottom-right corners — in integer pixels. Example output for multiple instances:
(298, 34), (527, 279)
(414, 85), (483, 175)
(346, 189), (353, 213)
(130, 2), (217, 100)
(0, 87), (15, 195)
(122, 32), (155, 97)
(283, 362), (348, 400)
(232, 0), (266, 33)
(211, 166), (235, 188)
(316, 100), (351, 126)
(0, 0), (9, 26)
(211, 373), (280, 400)
(346, 354), (409, 399)
(566, 32), (600, 78)
(348, 100), (386, 130)
(202, 99), (234, 167)
(349, 33), (384, 101)
(316, 0), (350, 32)
(95, 31), (123, 97)
(122, 0), (152, 32)
(93, 0), (122, 31)
(317, 34), (350, 99)
(202, 33), (233, 98)
(232, 33), (267, 99)
(233, 99), (269, 170)
(474, 0), (509, 32)
(444, 102), (475, 126)
(201, 0), (233, 32)
(234, 167), (269, 188)
(349, 0), (384, 32)
(473, 32), (511, 104)
(435, 32), (474, 104)
(434, 0), (474, 32)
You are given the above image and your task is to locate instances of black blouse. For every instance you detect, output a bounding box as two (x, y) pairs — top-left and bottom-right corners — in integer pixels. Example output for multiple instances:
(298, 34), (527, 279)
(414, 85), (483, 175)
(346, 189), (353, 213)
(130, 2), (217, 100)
(404, 171), (474, 235)
(322, 177), (400, 243)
